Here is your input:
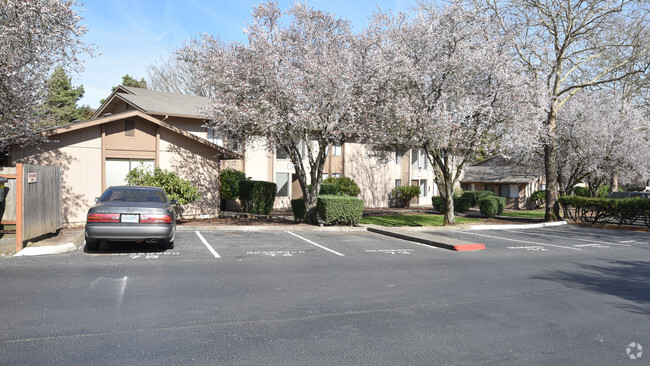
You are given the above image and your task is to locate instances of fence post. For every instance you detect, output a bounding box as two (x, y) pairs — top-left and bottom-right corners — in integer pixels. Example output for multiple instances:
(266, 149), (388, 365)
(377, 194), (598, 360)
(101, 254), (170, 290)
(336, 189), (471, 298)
(15, 163), (23, 253)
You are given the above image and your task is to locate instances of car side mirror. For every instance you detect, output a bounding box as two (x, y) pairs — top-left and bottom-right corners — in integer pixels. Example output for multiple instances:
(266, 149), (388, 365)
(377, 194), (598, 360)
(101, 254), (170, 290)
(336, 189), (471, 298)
(170, 199), (179, 206)
(94, 197), (99, 203)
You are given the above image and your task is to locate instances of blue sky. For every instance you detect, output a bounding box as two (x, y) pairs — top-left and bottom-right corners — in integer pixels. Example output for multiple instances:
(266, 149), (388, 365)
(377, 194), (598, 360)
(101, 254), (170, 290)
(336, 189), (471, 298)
(74, 0), (411, 108)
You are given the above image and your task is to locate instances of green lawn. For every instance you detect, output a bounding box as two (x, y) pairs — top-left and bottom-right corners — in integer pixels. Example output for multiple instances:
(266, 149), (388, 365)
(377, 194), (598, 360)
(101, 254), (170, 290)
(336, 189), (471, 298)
(360, 214), (480, 227)
(499, 211), (548, 219)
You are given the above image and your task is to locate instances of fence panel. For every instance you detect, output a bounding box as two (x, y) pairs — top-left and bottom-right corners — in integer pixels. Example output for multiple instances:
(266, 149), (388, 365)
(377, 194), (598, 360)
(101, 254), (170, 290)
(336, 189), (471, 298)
(22, 164), (62, 241)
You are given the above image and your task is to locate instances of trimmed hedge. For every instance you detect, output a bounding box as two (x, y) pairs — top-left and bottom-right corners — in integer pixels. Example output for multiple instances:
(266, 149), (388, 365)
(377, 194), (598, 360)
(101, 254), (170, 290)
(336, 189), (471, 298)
(317, 195), (364, 226)
(239, 180), (277, 215)
(559, 196), (650, 227)
(291, 198), (306, 221)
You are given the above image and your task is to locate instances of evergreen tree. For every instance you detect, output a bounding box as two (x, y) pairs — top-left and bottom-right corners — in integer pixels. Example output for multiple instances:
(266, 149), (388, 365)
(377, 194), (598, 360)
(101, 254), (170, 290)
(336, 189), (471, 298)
(40, 66), (85, 127)
(100, 74), (147, 104)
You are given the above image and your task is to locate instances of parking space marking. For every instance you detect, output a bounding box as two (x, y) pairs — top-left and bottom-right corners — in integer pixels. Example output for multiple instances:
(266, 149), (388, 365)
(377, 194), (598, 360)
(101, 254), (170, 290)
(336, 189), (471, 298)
(508, 246), (549, 251)
(506, 229), (631, 247)
(365, 249), (414, 255)
(195, 231), (221, 258)
(462, 231), (582, 251)
(285, 231), (345, 256)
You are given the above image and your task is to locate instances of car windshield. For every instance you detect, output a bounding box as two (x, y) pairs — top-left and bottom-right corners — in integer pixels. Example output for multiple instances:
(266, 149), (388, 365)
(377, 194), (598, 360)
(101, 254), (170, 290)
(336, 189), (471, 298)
(99, 188), (166, 203)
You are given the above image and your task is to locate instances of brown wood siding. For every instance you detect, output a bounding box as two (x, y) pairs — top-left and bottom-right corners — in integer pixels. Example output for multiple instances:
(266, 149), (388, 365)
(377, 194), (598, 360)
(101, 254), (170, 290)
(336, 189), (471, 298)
(103, 119), (157, 159)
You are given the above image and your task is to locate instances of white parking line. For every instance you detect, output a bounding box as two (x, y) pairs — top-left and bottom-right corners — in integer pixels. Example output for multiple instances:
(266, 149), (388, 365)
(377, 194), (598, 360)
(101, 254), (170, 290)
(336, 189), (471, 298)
(196, 231), (221, 258)
(461, 231), (582, 251)
(505, 230), (631, 247)
(285, 231), (345, 256)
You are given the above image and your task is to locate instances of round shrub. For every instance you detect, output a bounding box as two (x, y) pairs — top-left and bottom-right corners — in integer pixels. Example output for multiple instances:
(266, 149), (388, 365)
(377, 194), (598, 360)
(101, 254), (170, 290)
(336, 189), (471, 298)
(530, 190), (546, 208)
(573, 186), (589, 197)
(319, 183), (339, 195)
(454, 196), (472, 213)
(390, 185), (421, 208)
(324, 176), (361, 196)
(479, 197), (499, 218)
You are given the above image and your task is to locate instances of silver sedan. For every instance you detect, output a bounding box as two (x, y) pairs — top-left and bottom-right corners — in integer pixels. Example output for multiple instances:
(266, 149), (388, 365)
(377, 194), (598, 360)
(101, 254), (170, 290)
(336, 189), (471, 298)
(84, 186), (177, 251)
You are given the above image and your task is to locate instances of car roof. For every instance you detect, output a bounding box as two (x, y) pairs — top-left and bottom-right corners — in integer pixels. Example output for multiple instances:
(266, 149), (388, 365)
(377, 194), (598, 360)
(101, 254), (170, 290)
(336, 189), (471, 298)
(107, 185), (164, 191)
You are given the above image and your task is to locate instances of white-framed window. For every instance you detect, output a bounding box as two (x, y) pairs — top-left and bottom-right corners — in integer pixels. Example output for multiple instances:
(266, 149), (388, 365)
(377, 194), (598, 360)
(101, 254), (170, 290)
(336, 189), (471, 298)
(420, 179), (427, 197)
(276, 172), (290, 197)
(331, 141), (342, 156)
(411, 149), (428, 170)
(396, 151), (402, 165)
(322, 173), (329, 180)
(395, 179), (402, 187)
(105, 158), (154, 188)
(206, 127), (224, 146)
(331, 173), (341, 178)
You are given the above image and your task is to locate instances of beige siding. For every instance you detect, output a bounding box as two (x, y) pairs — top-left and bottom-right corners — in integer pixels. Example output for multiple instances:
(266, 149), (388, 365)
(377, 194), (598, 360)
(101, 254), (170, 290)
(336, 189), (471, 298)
(158, 129), (220, 218)
(12, 127), (103, 226)
(344, 143), (394, 208)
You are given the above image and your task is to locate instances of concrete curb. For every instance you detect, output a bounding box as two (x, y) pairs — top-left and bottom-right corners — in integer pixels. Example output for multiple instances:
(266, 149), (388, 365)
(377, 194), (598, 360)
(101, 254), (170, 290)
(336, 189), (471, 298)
(14, 243), (78, 257)
(365, 225), (485, 252)
(14, 231), (85, 257)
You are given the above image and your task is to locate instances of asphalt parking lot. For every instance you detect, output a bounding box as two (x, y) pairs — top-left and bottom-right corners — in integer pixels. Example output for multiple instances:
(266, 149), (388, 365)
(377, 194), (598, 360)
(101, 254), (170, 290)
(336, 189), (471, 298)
(1, 224), (649, 365)
(85, 224), (649, 261)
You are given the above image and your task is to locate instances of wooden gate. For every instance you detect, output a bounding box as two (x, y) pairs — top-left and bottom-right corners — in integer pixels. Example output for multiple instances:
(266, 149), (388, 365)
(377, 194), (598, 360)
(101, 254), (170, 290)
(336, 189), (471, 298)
(0, 164), (62, 252)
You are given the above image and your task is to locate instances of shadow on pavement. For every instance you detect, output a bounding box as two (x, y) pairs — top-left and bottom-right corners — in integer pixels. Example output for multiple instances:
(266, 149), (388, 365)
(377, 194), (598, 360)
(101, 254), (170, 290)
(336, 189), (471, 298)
(533, 259), (650, 315)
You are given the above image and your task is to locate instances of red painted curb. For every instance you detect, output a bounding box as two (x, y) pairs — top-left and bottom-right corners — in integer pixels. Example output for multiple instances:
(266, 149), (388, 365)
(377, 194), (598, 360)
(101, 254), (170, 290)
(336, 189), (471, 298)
(453, 244), (485, 251)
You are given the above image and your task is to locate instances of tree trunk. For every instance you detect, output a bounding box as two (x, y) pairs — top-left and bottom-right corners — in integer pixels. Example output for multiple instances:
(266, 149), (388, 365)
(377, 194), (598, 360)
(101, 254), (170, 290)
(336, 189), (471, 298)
(442, 179), (455, 226)
(544, 106), (561, 221)
(609, 172), (618, 193)
(304, 185), (319, 225)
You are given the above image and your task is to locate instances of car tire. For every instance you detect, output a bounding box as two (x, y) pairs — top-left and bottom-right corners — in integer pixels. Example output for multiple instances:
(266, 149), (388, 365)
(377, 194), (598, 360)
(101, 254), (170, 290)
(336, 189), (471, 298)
(163, 240), (174, 250)
(85, 238), (100, 251)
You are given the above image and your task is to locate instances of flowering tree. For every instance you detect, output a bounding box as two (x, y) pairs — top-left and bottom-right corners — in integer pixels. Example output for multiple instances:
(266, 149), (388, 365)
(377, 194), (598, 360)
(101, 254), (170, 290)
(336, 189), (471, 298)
(0, 0), (91, 147)
(182, 2), (361, 223)
(556, 92), (650, 196)
(363, 1), (544, 225)
(487, 0), (650, 220)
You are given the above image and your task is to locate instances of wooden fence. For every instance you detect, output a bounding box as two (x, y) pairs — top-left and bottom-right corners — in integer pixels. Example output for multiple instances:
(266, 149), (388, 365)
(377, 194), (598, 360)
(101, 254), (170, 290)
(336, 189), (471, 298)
(0, 164), (63, 252)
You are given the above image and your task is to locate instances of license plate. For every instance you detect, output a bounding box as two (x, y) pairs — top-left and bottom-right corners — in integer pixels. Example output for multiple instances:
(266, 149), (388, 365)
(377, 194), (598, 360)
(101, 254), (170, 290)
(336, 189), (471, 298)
(121, 214), (139, 223)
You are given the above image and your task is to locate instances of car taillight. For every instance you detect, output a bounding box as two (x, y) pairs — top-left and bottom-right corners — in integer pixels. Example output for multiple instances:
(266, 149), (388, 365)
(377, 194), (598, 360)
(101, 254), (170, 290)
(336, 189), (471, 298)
(140, 214), (172, 223)
(87, 213), (120, 223)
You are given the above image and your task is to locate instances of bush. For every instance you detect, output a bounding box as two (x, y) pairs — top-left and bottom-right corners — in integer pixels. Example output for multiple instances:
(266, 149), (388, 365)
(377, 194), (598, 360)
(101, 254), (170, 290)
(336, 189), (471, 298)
(319, 183), (339, 195)
(239, 180), (277, 215)
(317, 195), (364, 226)
(455, 196), (473, 213)
(559, 195), (650, 227)
(220, 168), (248, 201)
(495, 196), (506, 215)
(125, 165), (200, 205)
(596, 185), (610, 199)
(390, 185), (421, 208)
(324, 176), (361, 196)
(432, 196), (443, 212)
(432, 195), (472, 213)
(291, 198), (306, 221)
(530, 190), (546, 208)
(573, 186), (589, 197)
(479, 197), (499, 218)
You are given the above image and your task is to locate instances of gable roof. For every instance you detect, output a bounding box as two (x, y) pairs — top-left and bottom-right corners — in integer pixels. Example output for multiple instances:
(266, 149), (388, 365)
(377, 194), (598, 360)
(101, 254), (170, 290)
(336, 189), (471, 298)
(43, 110), (240, 160)
(93, 86), (211, 119)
